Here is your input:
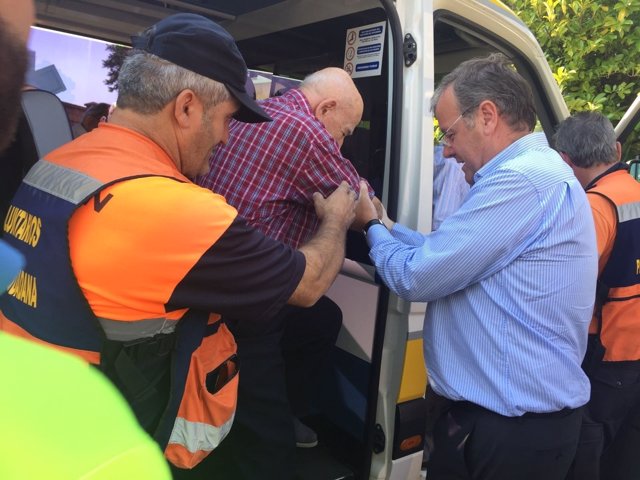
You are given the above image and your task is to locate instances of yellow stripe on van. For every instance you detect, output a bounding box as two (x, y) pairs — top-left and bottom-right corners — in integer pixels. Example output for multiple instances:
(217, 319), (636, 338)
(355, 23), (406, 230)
(397, 338), (427, 403)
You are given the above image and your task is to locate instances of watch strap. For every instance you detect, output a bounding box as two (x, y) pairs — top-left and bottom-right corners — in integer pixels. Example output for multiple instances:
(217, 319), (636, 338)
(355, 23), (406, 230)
(363, 218), (384, 235)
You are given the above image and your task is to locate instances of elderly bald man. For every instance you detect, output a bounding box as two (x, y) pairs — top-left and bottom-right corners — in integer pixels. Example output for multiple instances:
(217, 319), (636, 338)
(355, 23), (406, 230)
(196, 66), (374, 479)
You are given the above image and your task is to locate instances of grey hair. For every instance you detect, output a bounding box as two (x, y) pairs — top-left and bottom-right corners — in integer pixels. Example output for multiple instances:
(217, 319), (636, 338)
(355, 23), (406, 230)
(300, 69), (328, 90)
(431, 53), (536, 132)
(116, 50), (231, 114)
(300, 67), (362, 111)
(553, 111), (618, 168)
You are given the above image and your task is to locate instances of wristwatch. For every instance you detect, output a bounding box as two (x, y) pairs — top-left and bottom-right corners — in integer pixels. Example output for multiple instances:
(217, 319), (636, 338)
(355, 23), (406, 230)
(363, 218), (384, 236)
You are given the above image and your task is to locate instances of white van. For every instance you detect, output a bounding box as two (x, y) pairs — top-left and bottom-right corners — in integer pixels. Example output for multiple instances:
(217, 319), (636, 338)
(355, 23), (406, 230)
(616, 93), (640, 181)
(31, 1), (572, 478)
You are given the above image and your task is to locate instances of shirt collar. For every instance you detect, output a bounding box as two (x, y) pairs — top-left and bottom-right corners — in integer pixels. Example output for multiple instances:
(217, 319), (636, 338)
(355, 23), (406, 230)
(282, 88), (314, 117)
(474, 132), (548, 182)
(98, 123), (191, 182)
(585, 162), (630, 191)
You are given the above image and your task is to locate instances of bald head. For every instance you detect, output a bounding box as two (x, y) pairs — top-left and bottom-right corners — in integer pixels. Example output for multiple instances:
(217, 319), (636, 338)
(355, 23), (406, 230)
(300, 67), (363, 112)
(299, 67), (363, 147)
(0, 0), (35, 153)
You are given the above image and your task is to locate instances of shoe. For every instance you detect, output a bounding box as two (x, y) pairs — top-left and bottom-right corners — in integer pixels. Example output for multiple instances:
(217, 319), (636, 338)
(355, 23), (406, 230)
(293, 417), (318, 448)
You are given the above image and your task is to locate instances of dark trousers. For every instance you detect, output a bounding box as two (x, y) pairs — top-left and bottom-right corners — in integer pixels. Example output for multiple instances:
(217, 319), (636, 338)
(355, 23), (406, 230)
(172, 296), (342, 480)
(426, 396), (582, 480)
(282, 296), (342, 417)
(423, 384), (452, 464)
(566, 361), (640, 480)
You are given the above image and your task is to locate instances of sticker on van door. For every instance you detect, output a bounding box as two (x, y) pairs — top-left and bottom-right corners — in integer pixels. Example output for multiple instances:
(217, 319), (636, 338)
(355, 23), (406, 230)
(343, 21), (386, 79)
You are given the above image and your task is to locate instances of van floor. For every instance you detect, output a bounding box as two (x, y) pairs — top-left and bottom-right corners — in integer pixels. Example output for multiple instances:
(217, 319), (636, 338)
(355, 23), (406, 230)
(294, 444), (354, 480)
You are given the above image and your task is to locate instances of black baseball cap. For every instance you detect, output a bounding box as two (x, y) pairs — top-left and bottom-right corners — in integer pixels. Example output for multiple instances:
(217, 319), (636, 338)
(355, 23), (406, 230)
(131, 13), (271, 123)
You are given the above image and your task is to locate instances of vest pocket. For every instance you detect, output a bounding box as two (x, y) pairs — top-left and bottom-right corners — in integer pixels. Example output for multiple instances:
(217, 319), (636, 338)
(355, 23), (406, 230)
(205, 354), (238, 394)
(165, 323), (238, 469)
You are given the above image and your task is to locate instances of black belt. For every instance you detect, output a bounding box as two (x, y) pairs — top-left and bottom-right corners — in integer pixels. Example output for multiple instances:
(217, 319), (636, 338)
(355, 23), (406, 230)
(453, 400), (578, 419)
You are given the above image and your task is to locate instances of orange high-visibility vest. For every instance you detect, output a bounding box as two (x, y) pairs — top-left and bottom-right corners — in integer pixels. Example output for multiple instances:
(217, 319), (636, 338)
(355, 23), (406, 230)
(587, 167), (640, 361)
(1, 123), (238, 469)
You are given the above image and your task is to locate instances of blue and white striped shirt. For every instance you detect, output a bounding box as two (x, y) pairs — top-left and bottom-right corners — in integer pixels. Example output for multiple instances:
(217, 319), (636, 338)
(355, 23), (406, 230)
(367, 133), (598, 416)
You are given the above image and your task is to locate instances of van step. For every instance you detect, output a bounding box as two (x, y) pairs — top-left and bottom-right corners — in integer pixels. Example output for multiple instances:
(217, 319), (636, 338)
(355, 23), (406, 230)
(294, 444), (355, 480)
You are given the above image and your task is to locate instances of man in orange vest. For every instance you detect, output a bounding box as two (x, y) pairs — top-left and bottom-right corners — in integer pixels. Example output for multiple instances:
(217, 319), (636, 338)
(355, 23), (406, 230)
(0, 2), (171, 478)
(555, 111), (640, 480)
(0, 13), (356, 478)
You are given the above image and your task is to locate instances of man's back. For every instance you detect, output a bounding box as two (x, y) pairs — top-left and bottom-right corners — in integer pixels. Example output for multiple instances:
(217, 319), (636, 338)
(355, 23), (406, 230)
(553, 108), (640, 480)
(586, 168), (640, 360)
(44, 124), (303, 327)
(200, 88), (363, 248)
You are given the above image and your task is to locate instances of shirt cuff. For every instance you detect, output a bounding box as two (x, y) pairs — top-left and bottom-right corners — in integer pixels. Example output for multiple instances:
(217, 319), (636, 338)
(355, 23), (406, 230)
(365, 222), (392, 246)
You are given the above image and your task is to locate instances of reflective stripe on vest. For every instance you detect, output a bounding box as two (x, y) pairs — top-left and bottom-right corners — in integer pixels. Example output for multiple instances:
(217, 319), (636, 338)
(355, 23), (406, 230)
(618, 201), (640, 223)
(169, 414), (235, 452)
(24, 159), (103, 203)
(99, 317), (179, 341)
(165, 411), (236, 467)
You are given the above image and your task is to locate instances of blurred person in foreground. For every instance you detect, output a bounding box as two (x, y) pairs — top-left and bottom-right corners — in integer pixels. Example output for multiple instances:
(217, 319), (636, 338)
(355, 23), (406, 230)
(555, 111), (640, 480)
(354, 53), (598, 480)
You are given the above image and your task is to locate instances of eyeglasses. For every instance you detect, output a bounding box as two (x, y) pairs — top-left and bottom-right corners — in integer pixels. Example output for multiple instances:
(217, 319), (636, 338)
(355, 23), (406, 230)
(436, 106), (475, 147)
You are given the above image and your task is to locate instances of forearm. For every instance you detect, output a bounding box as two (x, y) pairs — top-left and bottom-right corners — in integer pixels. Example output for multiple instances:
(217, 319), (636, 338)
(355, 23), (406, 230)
(288, 217), (347, 307)
(380, 211), (395, 230)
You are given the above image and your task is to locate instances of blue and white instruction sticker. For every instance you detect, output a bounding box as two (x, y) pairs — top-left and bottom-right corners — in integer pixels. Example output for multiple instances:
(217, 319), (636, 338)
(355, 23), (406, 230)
(343, 21), (386, 79)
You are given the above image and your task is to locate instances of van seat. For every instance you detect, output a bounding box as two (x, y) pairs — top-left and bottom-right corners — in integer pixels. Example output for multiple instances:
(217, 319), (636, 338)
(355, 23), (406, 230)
(21, 89), (73, 159)
(0, 90), (73, 224)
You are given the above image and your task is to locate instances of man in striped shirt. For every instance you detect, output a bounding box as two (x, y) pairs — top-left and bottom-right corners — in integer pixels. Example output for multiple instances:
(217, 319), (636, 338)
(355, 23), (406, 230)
(355, 53), (598, 480)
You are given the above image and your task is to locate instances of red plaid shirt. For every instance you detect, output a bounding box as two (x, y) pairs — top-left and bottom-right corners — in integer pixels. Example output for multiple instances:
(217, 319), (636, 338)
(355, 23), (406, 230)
(197, 88), (372, 248)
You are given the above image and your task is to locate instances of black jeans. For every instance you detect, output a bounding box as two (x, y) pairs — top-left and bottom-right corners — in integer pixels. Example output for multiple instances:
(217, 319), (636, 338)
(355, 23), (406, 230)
(172, 296), (342, 480)
(566, 360), (640, 480)
(426, 397), (582, 480)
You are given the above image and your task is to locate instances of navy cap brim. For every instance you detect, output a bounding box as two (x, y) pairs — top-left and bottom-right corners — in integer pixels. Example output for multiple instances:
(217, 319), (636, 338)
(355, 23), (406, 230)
(227, 84), (272, 123)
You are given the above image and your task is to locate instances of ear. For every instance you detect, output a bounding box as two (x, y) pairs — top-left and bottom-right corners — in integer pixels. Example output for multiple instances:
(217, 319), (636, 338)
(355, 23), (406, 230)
(314, 99), (337, 120)
(615, 141), (622, 161)
(477, 99), (499, 134)
(559, 151), (573, 166)
(173, 89), (202, 129)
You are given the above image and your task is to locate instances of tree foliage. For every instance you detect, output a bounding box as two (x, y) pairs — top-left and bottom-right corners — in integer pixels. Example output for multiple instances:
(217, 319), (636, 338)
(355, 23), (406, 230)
(504, 0), (640, 159)
(102, 44), (130, 93)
